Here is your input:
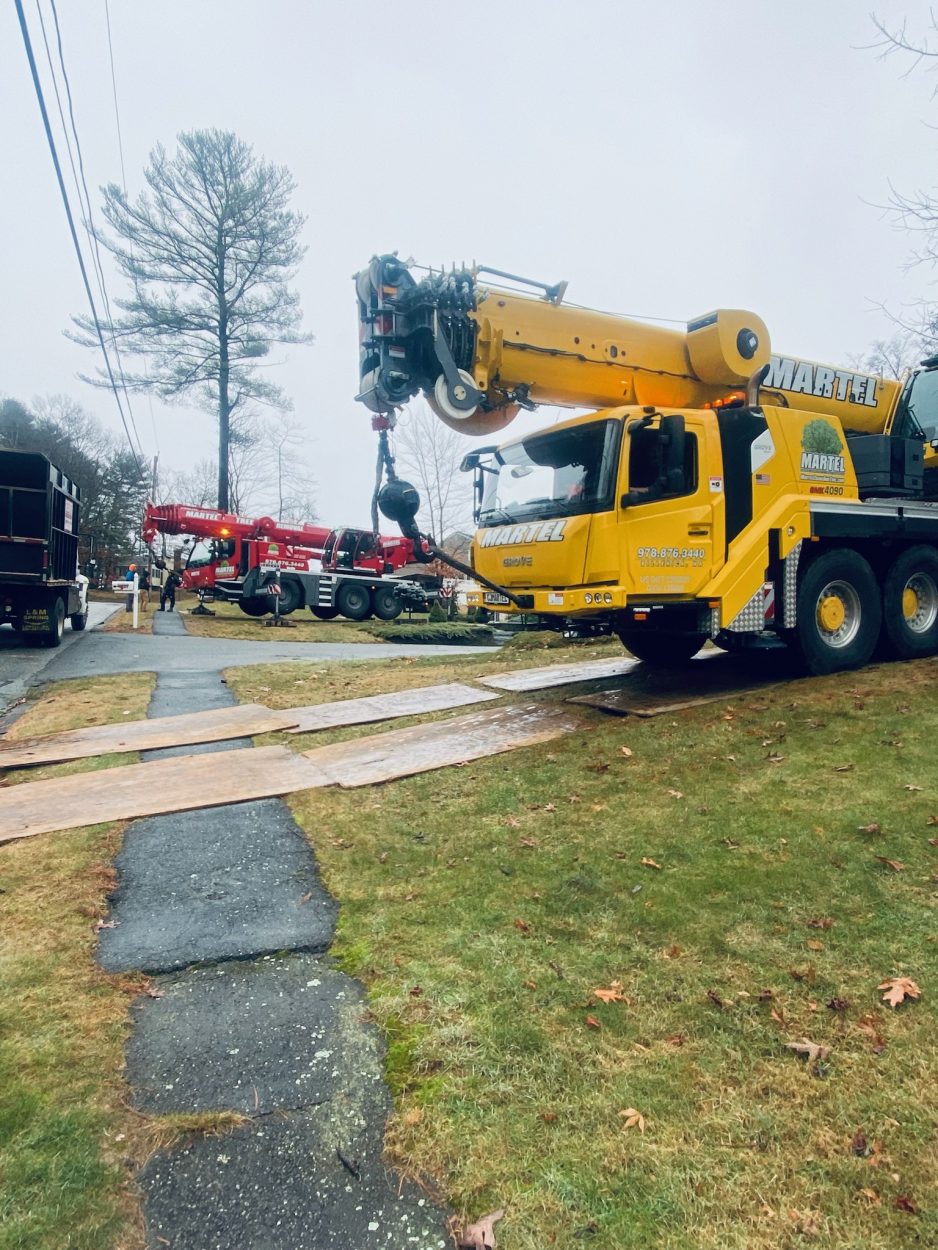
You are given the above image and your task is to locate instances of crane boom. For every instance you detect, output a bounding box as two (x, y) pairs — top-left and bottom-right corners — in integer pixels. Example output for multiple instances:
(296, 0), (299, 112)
(355, 255), (900, 438)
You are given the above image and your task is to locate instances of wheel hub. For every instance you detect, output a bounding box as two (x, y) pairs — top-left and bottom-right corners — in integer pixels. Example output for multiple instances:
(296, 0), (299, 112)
(815, 580), (860, 648)
(901, 573), (938, 633)
(818, 593), (846, 633)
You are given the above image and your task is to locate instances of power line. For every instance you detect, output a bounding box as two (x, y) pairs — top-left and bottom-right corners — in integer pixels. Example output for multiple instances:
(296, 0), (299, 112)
(44, 0), (145, 459)
(103, 0), (126, 192)
(14, 0), (144, 476)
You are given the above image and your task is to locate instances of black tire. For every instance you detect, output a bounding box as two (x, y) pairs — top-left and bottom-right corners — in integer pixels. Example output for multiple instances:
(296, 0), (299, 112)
(791, 548), (881, 675)
(44, 597), (66, 648)
(372, 585), (403, 621)
(881, 545), (938, 660)
(277, 578), (303, 615)
(238, 598), (270, 617)
(336, 581), (372, 621)
(310, 606), (340, 620)
(616, 629), (706, 666)
(70, 603), (89, 631)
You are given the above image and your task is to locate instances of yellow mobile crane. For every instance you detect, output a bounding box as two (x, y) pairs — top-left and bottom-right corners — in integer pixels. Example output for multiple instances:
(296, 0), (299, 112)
(356, 255), (938, 674)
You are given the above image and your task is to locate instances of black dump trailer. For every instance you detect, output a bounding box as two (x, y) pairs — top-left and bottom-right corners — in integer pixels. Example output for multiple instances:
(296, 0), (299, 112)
(0, 450), (88, 647)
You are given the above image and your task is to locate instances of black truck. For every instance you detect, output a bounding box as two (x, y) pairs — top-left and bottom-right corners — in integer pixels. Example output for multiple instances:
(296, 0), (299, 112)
(0, 450), (88, 646)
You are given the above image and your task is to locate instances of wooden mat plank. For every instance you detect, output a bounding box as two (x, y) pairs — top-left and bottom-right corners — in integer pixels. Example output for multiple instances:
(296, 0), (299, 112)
(0, 704), (300, 770)
(569, 676), (779, 718)
(284, 683), (498, 733)
(477, 657), (638, 692)
(0, 746), (325, 844)
(305, 703), (581, 787)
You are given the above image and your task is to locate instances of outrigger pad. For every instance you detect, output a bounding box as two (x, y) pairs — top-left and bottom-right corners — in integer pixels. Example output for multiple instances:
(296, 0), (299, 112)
(478, 657), (639, 692)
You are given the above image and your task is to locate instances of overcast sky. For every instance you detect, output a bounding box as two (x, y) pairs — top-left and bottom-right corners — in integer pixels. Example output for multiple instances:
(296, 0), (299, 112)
(2, 0), (937, 528)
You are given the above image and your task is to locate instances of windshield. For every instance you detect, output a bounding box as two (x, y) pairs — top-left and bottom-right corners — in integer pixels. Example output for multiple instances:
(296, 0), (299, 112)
(895, 369), (938, 440)
(479, 419), (622, 526)
(185, 537), (235, 568)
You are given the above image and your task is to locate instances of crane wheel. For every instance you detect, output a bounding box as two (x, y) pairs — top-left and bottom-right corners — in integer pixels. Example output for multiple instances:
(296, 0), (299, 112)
(238, 598), (270, 617)
(372, 586), (403, 620)
(792, 548), (880, 675)
(616, 629), (706, 666)
(310, 606), (340, 620)
(336, 582), (372, 621)
(881, 545), (938, 660)
(277, 579), (303, 615)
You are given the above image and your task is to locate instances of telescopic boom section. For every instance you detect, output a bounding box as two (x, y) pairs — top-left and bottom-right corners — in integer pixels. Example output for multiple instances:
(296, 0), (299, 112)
(141, 502), (332, 552)
(355, 254), (772, 436)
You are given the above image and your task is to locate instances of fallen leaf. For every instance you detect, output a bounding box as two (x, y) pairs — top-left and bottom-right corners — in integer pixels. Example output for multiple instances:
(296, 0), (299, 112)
(785, 1038), (830, 1066)
(404, 891), (417, 902)
(874, 856), (905, 872)
(522, 979), (537, 990)
(878, 976), (921, 1008)
(894, 1195), (920, 1214)
(641, 857), (662, 870)
(539, 1110), (557, 1123)
(93, 919), (118, 932)
(929, 837), (938, 847)
(667, 789), (683, 799)
(851, 1129), (869, 1157)
(767, 752), (785, 764)
(587, 762), (610, 774)
(857, 823), (881, 834)
(856, 1014), (887, 1052)
(299, 891), (314, 904)
(662, 944), (682, 959)
(904, 783), (924, 791)
(834, 763), (854, 772)
(806, 939), (825, 952)
(807, 917), (834, 929)
(859, 1188), (880, 1206)
(928, 815), (938, 826)
(665, 1033), (685, 1047)
(722, 837), (740, 849)
(518, 837), (539, 849)
(592, 980), (627, 1004)
(458, 1208), (505, 1249)
(512, 918), (531, 935)
(585, 1014), (601, 1030)
(790, 965), (817, 983)
(590, 803), (608, 812)
(619, 1107), (645, 1132)
(619, 746), (633, 758)
(502, 816), (522, 828)
(409, 985), (423, 997)
(543, 803), (557, 813)
(826, 997), (850, 1013)
(707, 989), (725, 1010)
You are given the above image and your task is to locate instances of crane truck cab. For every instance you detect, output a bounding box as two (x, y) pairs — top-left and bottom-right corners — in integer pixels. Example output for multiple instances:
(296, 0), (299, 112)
(357, 253), (938, 675)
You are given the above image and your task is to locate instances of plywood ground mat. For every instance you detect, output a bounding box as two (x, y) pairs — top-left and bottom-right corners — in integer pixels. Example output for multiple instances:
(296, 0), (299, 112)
(0, 704), (301, 769)
(568, 656), (787, 717)
(0, 705), (579, 843)
(285, 682), (498, 733)
(0, 684), (500, 770)
(478, 656), (639, 692)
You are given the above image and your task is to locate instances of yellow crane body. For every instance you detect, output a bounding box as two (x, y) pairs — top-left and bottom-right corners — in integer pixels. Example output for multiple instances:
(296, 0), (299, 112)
(356, 256), (938, 674)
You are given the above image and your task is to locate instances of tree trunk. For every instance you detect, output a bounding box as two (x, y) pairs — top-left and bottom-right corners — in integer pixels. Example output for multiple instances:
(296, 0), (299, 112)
(216, 229), (230, 512)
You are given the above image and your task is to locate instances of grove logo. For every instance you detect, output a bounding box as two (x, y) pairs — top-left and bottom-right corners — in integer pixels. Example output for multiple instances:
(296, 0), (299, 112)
(800, 419), (845, 479)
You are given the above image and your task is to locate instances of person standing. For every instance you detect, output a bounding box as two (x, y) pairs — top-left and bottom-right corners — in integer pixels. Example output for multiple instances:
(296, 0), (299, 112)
(160, 568), (182, 612)
(138, 567), (151, 611)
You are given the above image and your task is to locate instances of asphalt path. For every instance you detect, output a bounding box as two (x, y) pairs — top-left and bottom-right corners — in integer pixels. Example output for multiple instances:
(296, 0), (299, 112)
(0, 601), (119, 713)
(0, 607), (492, 715)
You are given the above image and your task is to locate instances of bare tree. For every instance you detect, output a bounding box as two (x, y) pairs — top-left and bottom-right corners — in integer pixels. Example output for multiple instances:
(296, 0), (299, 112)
(393, 400), (473, 542)
(71, 129), (311, 511)
(850, 332), (927, 380)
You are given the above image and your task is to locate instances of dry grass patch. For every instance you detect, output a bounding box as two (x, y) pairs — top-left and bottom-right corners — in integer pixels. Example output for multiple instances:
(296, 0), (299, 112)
(268, 655), (938, 1250)
(0, 674), (154, 1250)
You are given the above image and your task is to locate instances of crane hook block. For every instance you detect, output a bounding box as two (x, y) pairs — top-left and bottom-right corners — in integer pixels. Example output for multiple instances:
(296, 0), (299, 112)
(377, 478), (421, 529)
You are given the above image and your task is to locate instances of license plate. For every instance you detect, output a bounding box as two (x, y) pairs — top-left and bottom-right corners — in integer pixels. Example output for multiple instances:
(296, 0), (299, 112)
(484, 592), (510, 606)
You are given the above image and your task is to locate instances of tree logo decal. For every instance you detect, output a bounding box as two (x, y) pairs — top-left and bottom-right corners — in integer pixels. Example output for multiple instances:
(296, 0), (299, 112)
(800, 419), (845, 479)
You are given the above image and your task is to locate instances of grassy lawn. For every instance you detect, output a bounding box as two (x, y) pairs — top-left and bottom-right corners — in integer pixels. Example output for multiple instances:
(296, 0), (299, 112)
(179, 595), (402, 642)
(228, 647), (938, 1249)
(0, 674), (156, 1250)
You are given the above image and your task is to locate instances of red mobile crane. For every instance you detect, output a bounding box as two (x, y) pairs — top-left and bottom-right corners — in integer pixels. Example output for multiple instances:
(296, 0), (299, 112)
(142, 503), (428, 620)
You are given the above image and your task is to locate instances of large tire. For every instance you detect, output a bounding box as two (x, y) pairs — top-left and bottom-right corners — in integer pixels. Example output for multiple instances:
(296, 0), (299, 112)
(238, 597), (270, 617)
(372, 585), (403, 621)
(277, 578), (303, 615)
(336, 581), (372, 621)
(70, 603), (89, 631)
(881, 545), (938, 660)
(617, 629), (706, 666)
(310, 606), (340, 620)
(44, 597), (66, 648)
(791, 548), (881, 675)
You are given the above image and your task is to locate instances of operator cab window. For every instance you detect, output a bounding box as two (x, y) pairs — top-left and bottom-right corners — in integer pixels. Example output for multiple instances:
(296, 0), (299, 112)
(896, 368), (938, 442)
(626, 423), (697, 503)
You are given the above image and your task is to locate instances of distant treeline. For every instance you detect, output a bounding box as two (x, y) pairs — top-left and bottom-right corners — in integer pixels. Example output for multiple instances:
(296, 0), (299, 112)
(0, 395), (147, 580)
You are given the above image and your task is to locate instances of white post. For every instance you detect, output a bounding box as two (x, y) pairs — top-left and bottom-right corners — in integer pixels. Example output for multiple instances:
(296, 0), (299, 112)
(132, 572), (139, 629)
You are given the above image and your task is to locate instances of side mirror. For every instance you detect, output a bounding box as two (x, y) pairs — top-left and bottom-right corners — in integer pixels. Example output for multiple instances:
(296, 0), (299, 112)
(660, 414), (686, 494)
